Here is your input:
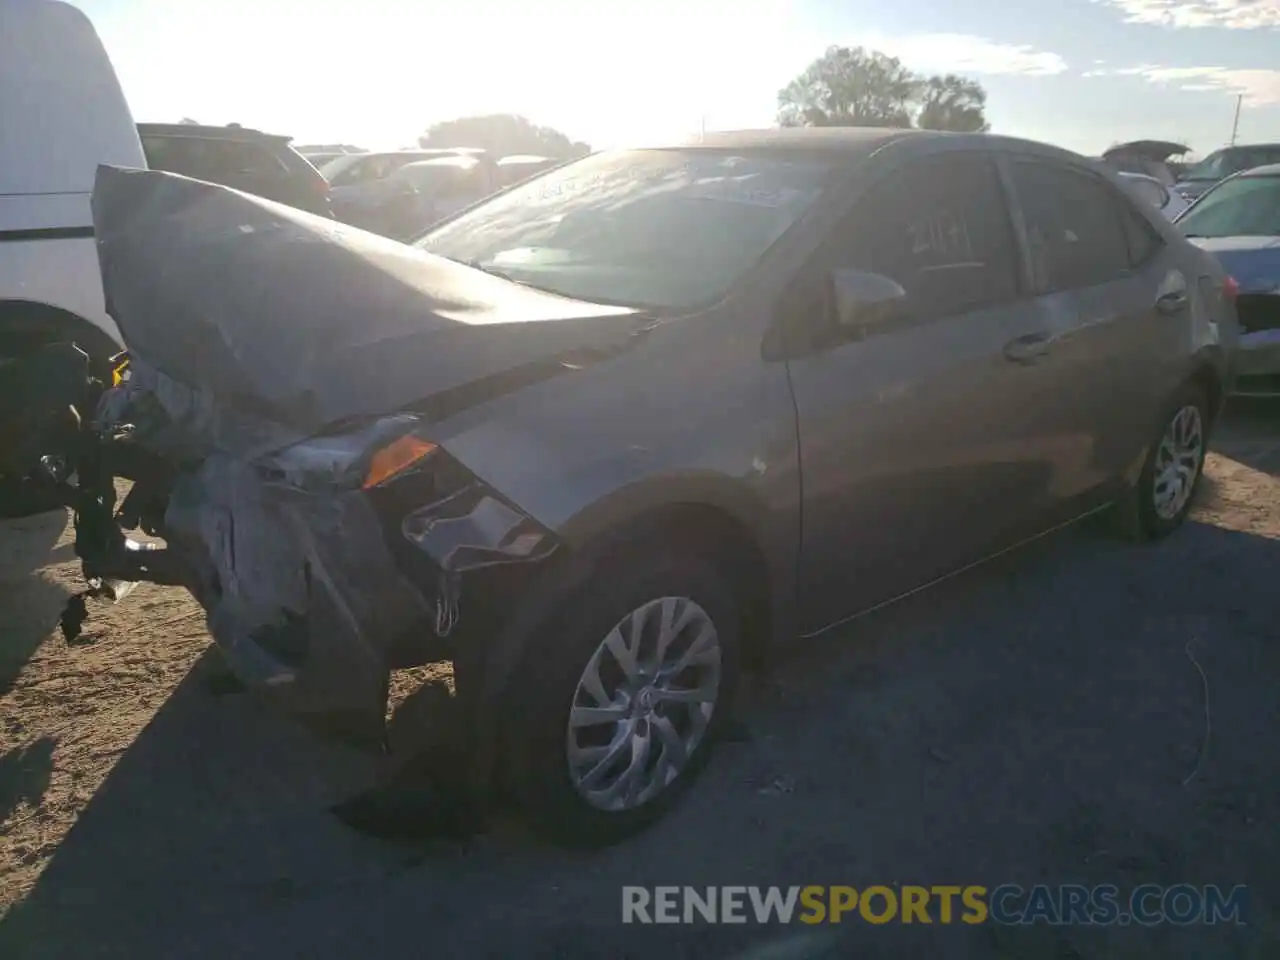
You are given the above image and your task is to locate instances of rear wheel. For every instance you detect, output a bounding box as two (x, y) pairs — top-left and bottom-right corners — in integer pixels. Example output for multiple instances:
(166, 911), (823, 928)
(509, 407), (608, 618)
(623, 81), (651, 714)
(1105, 382), (1208, 540)
(504, 544), (742, 847)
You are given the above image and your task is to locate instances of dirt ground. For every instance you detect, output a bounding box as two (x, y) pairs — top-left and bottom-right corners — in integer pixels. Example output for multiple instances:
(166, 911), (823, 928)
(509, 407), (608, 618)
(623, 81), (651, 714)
(1, 403), (1278, 959)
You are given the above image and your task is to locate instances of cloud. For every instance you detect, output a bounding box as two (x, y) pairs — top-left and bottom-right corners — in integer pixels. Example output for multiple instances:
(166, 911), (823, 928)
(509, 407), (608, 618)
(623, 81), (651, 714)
(1089, 63), (1280, 103)
(874, 33), (1069, 76)
(1096, 0), (1280, 29)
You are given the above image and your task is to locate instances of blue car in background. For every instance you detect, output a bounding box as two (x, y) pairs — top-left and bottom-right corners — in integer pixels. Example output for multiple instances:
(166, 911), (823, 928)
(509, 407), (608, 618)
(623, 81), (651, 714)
(1178, 164), (1280, 397)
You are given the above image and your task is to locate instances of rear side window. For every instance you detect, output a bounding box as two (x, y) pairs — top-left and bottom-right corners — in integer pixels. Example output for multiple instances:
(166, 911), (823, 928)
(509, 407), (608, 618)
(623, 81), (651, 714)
(827, 152), (1019, 320)
(337, 156), (398, 185)
(1237, 147), (1280, 173)
(207, 141), (288, 181)
(141, 136), (287, 185)
(1120, 200), (1163, 267)
(1010, 161), (1134, 292)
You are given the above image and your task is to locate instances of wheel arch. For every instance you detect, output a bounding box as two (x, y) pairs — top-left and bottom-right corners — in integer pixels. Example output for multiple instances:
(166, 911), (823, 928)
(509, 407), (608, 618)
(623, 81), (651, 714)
(555, 474), (787, 671)
(0, 299), (121, 363)
(1185, 352), (1225, 426)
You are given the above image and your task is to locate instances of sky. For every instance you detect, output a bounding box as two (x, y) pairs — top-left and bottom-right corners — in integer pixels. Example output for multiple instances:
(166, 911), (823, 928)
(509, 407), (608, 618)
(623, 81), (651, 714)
(71, 0), (1280, 158)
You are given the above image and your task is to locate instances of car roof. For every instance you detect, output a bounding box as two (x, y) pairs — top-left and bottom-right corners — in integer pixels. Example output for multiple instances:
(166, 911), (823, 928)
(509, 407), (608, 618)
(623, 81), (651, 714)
(398, 156), (480, 172)
(663, 127), (926, 155)
(137, 122), (291, 143)
(1220, 143), (1280, 153)
(361, 148), (485, 159)
(1239, 163), (1280, 177)
(639, 127), (1089, 166)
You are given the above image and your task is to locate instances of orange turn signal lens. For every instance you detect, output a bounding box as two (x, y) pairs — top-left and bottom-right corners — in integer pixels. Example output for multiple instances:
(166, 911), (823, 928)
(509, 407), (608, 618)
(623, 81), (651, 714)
(362, 435), (437, 489)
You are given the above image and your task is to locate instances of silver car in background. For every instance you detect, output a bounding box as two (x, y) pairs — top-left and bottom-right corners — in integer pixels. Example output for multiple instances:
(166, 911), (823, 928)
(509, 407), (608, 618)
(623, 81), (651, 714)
(1118, 171), (1189, 220)
(21, 128), (1238, 848)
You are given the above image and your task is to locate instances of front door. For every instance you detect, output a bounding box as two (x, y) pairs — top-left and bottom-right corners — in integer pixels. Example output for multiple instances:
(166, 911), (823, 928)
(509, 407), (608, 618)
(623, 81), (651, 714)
(785, 150), (1065, 632)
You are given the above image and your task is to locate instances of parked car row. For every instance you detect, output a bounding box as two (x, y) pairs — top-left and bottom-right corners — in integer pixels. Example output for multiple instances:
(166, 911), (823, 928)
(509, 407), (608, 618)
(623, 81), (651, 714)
(323, 150), (563, 239)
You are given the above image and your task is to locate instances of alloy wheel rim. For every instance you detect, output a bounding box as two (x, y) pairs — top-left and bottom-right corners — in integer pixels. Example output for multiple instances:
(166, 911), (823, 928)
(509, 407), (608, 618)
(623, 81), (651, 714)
(566, 596), (721, 812)
(1153, 404), (1204, 520)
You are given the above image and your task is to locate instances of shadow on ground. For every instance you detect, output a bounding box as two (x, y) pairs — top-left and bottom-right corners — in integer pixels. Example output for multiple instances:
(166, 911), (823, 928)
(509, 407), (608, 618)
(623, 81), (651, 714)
(1219, 399), (1280, 474)
(2, 514), (1277, 959)
(0, 508), (72, 695)
(0, 737), (56, 825)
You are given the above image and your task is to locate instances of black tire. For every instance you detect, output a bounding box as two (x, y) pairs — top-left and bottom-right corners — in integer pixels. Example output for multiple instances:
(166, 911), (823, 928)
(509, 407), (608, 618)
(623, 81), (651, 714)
(1105, 382), (1209, 541)
(503, 541), (742, 848)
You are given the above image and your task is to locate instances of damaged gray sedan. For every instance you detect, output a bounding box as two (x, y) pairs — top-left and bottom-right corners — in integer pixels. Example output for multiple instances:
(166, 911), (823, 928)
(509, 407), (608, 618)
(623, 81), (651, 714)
(5, 128), (1235, 846)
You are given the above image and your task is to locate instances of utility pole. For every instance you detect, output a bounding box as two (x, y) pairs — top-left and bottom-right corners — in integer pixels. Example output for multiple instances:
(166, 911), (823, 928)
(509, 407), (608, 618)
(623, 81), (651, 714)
(1230, 93), (1243, 145)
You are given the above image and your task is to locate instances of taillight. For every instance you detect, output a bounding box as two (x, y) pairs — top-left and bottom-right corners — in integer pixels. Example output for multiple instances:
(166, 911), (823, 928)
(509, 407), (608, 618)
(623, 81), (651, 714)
(1224, 275), (1240, 301)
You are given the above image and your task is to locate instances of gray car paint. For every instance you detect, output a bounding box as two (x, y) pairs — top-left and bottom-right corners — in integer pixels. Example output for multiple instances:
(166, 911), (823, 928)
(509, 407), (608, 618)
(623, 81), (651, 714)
(89, 129), (1235, 736)
(421, 132), (1233, 640)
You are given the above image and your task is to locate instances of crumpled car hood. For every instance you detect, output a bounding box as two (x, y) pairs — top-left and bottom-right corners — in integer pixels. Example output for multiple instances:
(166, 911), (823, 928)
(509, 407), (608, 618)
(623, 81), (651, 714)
(90, 165), (645, 449)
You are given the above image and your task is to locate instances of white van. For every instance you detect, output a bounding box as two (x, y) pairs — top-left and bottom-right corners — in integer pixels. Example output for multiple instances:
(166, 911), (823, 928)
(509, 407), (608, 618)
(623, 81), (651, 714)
(0, 0), (145, 366)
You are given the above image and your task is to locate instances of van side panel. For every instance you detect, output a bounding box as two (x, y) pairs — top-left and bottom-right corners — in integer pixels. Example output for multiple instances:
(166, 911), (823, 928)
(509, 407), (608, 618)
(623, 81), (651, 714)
(0, 0), (145, 195)
(0, 0), (141, 349)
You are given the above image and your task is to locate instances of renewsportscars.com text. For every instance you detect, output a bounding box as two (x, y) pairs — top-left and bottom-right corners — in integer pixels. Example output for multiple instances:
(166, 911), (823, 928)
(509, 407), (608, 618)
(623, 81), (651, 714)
(621, 884), (1247, 926)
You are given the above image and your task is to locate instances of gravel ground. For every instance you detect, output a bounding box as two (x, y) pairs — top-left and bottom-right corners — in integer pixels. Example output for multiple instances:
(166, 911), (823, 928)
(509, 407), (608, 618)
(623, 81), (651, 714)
(1, 403), (1278, 959)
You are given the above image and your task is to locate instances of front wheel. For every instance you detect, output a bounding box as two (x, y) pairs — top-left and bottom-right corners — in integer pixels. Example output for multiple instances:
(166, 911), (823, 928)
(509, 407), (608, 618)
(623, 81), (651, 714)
(503, 545), (742, 847)
(1105, 383), (1209, 540)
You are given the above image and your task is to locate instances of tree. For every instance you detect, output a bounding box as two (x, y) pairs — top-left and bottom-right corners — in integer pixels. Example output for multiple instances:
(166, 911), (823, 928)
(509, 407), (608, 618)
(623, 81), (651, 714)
(778, 46), (919, 128)
(777, 46), (990, 133)
(917, 75), (990, 133)
(419, 114), (590, 159)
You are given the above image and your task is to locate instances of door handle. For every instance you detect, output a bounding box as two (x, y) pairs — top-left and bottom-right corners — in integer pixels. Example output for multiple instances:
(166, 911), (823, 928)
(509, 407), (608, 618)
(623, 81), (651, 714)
(1003, 332), (1054, 364)
(1155, 289), (1189, 315)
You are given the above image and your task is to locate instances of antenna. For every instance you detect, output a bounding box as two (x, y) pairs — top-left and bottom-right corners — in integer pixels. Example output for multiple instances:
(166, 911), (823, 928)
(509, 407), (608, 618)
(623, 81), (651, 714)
(1230, 94), (1243, 145)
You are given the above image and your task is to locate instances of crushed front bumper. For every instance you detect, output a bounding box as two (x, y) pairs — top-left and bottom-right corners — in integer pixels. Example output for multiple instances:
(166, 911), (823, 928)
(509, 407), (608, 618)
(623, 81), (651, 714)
(163, 455), (437, 750)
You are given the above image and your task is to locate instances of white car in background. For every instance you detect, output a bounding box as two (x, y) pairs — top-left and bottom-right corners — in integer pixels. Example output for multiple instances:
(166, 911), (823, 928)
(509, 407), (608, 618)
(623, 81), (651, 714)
(1117, 171), (1189, 220)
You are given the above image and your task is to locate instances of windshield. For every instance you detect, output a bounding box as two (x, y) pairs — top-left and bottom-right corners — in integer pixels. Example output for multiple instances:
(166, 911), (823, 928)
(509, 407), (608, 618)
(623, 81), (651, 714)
(319, 154), (363, 180)
(1183, 147), (1280, 182)
(415, 149), (833, 310)
(1178, 175), (1280, 238)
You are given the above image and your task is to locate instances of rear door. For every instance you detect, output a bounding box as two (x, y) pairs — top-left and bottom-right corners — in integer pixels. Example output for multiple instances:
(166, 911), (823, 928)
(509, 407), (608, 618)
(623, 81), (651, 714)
(786, 149), (1068, 630)
(1003, 156), (1180, 516)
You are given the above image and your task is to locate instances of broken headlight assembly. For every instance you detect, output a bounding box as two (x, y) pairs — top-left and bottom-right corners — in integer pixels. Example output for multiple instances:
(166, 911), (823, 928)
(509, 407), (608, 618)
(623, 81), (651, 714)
(252, 413), (441, 493)
(253, 413), (559, 639)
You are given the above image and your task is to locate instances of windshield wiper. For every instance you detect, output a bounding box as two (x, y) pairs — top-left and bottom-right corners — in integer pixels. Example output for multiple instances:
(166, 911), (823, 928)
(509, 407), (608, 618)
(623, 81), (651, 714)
(466, 259), (522, 284)
(433, 254), (522, 284)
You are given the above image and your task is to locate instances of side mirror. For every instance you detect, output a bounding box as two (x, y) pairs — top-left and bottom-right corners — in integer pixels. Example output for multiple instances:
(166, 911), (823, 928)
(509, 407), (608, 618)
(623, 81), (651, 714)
(830, 269), (910, 335)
